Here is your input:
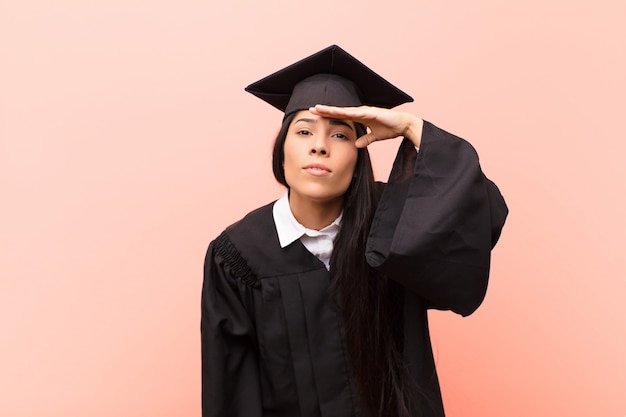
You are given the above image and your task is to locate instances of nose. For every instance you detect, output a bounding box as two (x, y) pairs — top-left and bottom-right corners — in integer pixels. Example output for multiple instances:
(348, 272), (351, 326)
(310, 136), (328, 156)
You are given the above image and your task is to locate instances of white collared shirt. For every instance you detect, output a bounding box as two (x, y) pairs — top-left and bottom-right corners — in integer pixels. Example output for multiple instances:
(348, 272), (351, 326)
(272, 192), (341, 270)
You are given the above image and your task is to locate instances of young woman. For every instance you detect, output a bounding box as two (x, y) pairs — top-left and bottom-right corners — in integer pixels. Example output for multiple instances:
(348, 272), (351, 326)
(201, 45), (508, 417)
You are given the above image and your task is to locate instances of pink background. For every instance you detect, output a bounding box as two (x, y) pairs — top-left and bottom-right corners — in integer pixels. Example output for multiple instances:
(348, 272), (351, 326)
(1, 1), (624, 416)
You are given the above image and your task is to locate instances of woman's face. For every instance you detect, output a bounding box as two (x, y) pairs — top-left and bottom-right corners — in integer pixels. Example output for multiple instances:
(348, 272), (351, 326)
(283, 110), (359, 207)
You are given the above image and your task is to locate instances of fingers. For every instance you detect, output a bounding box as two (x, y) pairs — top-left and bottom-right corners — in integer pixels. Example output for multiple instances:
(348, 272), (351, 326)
(309, 105), (374, 121)
(309, 104), (378, 147)
(355, 133), (377, 148)
(309, 104), (423, 148)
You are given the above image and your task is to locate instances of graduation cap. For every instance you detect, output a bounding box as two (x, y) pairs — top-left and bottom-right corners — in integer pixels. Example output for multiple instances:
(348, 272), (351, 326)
(245, 45), (413, 119)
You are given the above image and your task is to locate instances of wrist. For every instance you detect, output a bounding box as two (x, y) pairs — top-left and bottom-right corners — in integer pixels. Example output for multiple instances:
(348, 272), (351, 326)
(404, 116), (424, 148)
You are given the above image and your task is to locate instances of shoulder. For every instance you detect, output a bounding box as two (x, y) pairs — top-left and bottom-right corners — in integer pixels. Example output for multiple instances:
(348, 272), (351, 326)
(209, 201), (286, 281)
(208, 199), (324, 279)
(206, 202), (276, 287)
(224, 202), (276, 237)
(211, 201), (278, 255)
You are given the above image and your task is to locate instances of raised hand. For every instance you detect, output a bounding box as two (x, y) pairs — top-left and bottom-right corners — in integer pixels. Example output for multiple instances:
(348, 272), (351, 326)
(309, 104), (424, 148)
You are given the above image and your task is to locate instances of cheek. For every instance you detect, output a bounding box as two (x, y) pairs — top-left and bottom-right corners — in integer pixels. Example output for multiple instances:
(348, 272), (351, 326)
(339, 149), (358, 179)
(281, 138), (301, 183)
(328, 150), (358, 195)
(282, 140), (295, 165)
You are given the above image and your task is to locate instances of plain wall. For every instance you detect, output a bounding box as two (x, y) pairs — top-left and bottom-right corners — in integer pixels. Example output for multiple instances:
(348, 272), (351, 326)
(1, 0), (624, 416)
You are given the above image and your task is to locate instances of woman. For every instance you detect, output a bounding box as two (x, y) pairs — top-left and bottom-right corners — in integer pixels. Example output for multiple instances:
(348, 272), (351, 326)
(202, 45), (508, 417)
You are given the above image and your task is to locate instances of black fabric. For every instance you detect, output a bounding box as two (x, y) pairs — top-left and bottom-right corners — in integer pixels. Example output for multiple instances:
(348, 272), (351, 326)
(245, 45), (413, 118)
(201, 122), (508, 417)
(285, 74), (363, 119)
(366, 122), (507, 316)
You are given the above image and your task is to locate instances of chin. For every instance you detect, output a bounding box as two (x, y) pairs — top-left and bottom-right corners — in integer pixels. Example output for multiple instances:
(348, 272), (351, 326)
(292, 187), (346, 205)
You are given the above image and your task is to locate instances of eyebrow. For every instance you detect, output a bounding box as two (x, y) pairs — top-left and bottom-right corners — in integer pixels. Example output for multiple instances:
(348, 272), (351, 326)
(294, 118), (354, 131)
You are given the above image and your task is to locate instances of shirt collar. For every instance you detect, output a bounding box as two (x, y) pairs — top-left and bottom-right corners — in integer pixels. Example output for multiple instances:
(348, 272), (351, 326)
(273, 191), (342, 248)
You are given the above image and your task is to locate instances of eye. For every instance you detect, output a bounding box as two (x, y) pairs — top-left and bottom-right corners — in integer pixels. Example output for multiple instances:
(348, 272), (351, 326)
(296, 129), (312, 136)
(332, 132), (350, 140)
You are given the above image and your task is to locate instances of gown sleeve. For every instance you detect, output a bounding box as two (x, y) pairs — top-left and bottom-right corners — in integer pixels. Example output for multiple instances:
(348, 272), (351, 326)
(366, 121), (508, 317)
(201, 233), (263, 417)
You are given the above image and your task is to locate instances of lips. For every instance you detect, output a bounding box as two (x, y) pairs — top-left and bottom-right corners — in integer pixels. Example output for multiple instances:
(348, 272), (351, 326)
(303, 163), (331, 176)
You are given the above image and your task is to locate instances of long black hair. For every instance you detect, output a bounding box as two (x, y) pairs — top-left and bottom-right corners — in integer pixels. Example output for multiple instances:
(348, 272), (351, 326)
(272, 112), (416, 417)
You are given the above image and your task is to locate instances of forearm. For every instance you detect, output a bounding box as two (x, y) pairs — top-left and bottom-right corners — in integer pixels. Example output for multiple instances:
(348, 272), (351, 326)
(367, 121), (507, 316)
(402, 114), (424, 149)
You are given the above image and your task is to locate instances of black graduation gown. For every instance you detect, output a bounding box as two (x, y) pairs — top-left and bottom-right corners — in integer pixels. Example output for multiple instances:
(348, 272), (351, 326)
(201, 121), (508, 417)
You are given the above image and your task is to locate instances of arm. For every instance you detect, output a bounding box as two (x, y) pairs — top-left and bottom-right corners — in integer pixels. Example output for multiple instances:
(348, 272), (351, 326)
(310, 105), (508, 316)
(367, 122), (507, 316)
(201, 237), (263, 417)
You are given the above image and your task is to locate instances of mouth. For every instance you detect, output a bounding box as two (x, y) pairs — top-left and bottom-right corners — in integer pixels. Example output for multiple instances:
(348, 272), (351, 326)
(303, 163), (331, 175)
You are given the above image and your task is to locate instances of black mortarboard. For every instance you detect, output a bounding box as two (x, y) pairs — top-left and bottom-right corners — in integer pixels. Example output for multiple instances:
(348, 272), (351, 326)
(245, 45), (413, 119)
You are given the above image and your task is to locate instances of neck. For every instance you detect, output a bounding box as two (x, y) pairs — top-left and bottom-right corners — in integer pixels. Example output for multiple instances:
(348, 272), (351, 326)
(288, 193), (343, 230)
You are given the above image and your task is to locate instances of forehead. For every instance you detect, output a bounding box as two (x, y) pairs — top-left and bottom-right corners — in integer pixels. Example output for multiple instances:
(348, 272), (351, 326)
(290, 110), (355, 129)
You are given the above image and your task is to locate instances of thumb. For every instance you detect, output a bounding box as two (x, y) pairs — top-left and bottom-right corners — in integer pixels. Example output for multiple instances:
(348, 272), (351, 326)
(355, 133), (377, 148)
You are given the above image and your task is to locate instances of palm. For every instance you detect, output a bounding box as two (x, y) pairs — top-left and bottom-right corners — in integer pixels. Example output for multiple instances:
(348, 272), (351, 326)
(309, 105), (421, 148)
